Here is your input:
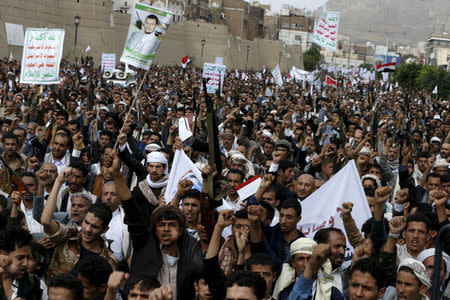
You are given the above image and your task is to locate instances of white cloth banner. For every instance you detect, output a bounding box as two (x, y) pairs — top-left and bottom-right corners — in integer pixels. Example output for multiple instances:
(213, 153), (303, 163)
(203, 63), (226, 94)
(5, 23), (24, 46)
(290, 67), (311, 81)
(311, 11), (340, 51)
(298, 160), (372, 262)
(271, 64), (283, 87)
(101, 53), (116, 71)
(164, 150), (203, 203)
(20, 28), (65, 84)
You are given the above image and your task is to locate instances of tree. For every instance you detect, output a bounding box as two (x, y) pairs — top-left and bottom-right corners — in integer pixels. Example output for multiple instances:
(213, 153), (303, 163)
(416, 65), (450, 98)
(358, 63), (374, 71)
(393, 63), (423, 91)
(303, 47), (321, 71)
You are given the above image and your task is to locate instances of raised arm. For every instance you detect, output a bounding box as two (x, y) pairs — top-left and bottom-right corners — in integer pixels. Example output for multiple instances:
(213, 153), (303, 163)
(206, 210), (234, 259)
(40, 167), (69, 235)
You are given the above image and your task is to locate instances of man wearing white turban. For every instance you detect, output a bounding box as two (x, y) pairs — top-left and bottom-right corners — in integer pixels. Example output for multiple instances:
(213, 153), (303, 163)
(417, 248), (450, 298)
(272, 237), (317, 300)
(119, 147), (170, 220)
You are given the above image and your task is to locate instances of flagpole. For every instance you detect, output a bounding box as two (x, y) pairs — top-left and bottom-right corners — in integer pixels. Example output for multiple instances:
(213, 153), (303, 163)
(114, 68), (150, 150)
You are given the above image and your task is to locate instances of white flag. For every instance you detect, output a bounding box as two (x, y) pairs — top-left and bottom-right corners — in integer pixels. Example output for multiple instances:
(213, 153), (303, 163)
(432, 85), (438, 94)
(271, 64), (283, 87)
(8, 51), (13, 62)
(164, 150), (203, 204)
(85, 45), (91, 52)
(298, 160), (372, 264)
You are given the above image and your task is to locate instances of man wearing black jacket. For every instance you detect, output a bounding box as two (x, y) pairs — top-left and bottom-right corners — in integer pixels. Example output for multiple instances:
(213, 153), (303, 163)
(109, 151), (203, 300)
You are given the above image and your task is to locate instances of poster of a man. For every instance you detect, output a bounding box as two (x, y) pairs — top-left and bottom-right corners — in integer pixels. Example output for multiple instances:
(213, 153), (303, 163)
(120, 3), (173, 70)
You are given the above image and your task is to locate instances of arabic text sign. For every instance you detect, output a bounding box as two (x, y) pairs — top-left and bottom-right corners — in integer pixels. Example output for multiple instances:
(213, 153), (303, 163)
(202, 63), (226, 94)
(311, 11), (340, 51)
(101, 53), (116, 71)
(20, 29), (65, 84)
(120, 3), (174, 70)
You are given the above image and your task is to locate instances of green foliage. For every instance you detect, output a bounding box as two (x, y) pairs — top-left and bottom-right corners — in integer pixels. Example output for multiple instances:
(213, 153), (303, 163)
(358, 63), (373, 70)
(303, 47), (321, 71)
(393, 63), (423, 91)
(416, 65), (450, 98)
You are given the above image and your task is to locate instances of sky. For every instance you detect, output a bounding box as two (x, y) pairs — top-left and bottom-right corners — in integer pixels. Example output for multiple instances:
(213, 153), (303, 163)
(257, 0), (330, 12)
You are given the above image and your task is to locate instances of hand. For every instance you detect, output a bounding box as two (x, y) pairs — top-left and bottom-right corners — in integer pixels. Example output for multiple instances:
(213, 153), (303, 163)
(201, 165), (216, 176)
(308, 243), (331, 270)
(36, 169), (50, 183)
(107, 271), (129, 290)
(389, 216), (407, 235)
(259, 174), (273, 191)
(86, 111), (94, 120)
(394, 189), (409, 204)
(37, 237), (55, 249)
(235, 226), (249, 253)
(72, 132), (84, 150)
(311, 154), (322, 167)
(56, 167), (72, 183)
(11, 191), (23, 206)
(217, 210), (234, 228)
(0, 254), (11, 274)
(352, 244), (370, 265)
(149, 285), (173, 300)
(105, 151), (121, 174)
(176, 180), (193, 196)
(272, 151), (283, 163)
(172, 138), (183, 151)
(429, 189), (447, 206)
(375, 186), (392, 204)
(247, 205), (263, 223)
(428, 156), (436, 168)
(118, 132), (127, 147)
(341, 202), (353, 216)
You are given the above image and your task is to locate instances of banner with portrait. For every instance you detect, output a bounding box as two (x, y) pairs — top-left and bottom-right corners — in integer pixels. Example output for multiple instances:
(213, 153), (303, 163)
(120, 3), (174, 70)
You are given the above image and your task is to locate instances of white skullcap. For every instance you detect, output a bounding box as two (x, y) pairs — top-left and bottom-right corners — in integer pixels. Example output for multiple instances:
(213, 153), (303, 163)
(262, 130), (273, 139)
(290, 238), (317, 256)
(361, 174), (381, 188)
(434, 159), (450, 169)
(146, 151), (168, 166)
(417, 248), (450, 280)
(145, 143), (162, 153)
(359, 147), (372, 156)
(398, 258), (431, 288)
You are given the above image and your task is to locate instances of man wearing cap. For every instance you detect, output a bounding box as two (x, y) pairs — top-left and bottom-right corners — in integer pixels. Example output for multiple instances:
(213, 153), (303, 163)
(272, 238), (317, 300)
(433, 159), (450, 176)
(417, 248), (450, 298)
(382, 258), (430, 300)
(430, 136), (442, 156)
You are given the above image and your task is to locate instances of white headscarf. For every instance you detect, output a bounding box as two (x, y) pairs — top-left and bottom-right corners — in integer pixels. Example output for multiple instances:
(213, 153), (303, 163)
(272, 238), (317, 299)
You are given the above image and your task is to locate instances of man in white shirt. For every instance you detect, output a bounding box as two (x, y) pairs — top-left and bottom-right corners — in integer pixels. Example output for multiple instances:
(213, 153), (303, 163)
(125, 14), (161, 56)
(44, 132), (71, 173)
(100, 181), (129, 262)
(18, 172), (44, 236)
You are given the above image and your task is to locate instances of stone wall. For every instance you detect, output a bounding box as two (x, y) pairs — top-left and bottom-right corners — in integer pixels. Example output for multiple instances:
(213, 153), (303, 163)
(0, 0), (303, 72)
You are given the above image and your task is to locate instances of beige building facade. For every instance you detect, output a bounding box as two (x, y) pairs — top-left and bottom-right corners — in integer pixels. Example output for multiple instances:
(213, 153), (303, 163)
(0, 0), (303, 72)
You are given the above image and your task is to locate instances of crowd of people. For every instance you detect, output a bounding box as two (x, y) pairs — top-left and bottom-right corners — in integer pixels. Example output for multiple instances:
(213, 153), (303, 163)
(0, 55), (449, 300)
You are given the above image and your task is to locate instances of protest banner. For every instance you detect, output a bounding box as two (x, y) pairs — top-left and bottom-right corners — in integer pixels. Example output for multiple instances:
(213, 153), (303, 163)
(120, 3), (173, 70)
(290, 66), (311, 81)
(298, 160), (372, 263)
(271, 64), (283, 87)
(20, 28), (65, 85)
(101, 53), (116, 71)
(312, 11), (340, 51)
(202, 63), (226, 94)
(5, 23), (24, 46)
(164, 150), (202, 203)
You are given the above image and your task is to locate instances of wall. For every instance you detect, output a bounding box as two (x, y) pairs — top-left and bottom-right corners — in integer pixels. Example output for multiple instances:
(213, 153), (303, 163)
(0, 0), (303, 72)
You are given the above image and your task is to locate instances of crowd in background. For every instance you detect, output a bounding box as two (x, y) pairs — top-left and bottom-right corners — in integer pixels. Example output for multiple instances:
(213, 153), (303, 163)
(0, 55), (449, 300)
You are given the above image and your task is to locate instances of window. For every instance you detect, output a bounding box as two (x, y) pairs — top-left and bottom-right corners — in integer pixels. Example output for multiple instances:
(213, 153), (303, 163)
(295, 35), (302, 41)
